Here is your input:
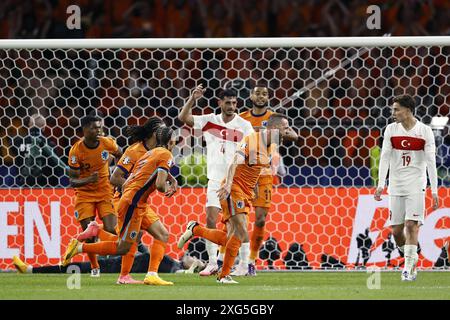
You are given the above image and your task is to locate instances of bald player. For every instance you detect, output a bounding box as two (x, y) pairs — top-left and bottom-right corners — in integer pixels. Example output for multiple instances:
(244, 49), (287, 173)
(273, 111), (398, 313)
(178, 113), (291, 284)
(232, 83), (298, 276)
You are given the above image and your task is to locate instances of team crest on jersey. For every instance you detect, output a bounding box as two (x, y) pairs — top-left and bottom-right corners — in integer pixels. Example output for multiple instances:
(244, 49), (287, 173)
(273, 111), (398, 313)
(74, 211), (79, 219)
(130, 231), (137, 240)
(122, 156), (130, 165)
(236, 200), (245, 209)
(262, 120), (268, 127)
(101, 150), (109, 161)
(71, 156), (77, 164)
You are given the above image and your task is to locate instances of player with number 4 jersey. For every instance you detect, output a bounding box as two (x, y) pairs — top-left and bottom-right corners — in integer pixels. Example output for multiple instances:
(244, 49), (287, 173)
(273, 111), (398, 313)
(178, 84), (253, 276)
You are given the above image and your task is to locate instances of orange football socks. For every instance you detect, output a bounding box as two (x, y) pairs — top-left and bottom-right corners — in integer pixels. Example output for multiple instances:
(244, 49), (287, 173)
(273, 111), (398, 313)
(250, 226), (265, 261)
(98, 228), (118, 241)
(193, 225), (227, 246)
(82, 241), (118, 255)
(219, 235), (242, 278)
(148, 240), (166, 273)
(120, 241), (138, 276)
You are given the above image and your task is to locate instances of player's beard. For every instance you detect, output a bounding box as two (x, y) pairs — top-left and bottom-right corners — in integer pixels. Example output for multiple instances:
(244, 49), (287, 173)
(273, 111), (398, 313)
(224, 107), (235, 116)
(252, 100), (268, 109)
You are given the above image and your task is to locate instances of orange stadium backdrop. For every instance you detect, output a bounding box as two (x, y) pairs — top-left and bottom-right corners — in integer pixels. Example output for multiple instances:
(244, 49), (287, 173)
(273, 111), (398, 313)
(0, 187), (449, 270)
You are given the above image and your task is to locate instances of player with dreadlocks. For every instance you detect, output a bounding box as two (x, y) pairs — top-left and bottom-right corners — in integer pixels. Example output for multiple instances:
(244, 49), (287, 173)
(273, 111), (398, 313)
(63, 126), (179, 285)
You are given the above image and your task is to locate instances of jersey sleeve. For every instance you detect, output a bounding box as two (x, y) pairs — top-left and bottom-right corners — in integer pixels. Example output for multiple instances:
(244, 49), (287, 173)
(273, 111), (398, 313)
(68, 145), (80, 171)
(157, 150), (174, 172)
(377, 125), (392, 189)
(424, 126), (438, 194)
(116, 148), (136, 175)
(193, 114), (214, 130)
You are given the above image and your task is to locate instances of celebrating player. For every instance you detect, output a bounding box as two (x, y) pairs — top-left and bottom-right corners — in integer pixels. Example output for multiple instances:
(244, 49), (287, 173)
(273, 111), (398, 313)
(232, 82), (298, 276)
(62, 126), (178, 285)
(178, 84), (254, 276)
(177, 113), (291, 284)
(78, 117), (173, 284)
(374, 95), (439, 281)
(67, 115), (122, 277)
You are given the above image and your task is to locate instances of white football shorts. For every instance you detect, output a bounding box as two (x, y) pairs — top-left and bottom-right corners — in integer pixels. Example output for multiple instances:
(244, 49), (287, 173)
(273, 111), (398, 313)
(206, 179), (222, 209)
(388, 194), (425, 226)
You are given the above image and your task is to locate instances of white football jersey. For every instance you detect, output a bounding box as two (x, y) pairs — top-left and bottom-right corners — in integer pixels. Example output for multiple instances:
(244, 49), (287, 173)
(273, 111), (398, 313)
(377, 120), (438, 196)
(193, 113), (254, 181)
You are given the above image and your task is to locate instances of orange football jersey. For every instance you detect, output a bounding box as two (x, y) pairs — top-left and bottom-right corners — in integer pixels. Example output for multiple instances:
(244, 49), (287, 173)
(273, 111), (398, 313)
(113, 142), (149, 201)
(68, 136), (119, 202)
(232, 132), (275, 198)
(120, 147), (173, 208)
(239, 108), (274, 179)
(239, 109), (274, 130)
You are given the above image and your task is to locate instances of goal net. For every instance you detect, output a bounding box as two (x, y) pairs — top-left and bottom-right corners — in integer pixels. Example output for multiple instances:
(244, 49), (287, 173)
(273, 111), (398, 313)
(0, 37), (449, 271)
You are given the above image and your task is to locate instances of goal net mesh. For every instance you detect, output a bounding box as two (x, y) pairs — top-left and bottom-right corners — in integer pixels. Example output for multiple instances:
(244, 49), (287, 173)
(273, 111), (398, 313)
(0, 44), (449, 270)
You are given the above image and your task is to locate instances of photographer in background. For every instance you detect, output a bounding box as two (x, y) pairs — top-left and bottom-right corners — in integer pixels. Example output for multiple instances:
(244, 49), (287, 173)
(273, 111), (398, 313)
(12, 113), (67, 187)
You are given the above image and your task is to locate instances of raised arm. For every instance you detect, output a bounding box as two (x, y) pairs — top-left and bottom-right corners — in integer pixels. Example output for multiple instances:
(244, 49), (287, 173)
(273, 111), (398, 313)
(178, 84), (205, 127)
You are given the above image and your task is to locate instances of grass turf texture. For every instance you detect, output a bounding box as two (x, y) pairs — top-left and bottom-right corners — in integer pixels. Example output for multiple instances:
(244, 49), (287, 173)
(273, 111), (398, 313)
(1, 272), (449, 300)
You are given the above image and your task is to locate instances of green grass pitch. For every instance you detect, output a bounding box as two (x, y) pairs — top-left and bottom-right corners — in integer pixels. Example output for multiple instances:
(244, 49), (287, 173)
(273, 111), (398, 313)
(1, 272), (449, 300)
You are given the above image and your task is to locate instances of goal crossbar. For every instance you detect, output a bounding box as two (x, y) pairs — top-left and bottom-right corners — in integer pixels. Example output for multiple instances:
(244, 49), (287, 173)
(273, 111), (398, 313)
(0, 36), (449, 49)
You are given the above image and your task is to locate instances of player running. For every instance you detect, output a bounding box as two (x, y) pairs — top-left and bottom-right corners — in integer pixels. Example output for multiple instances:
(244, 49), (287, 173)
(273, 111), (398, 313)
(178, 84), (254, 276)
(62, 126), (178, 285)
(374, 95), (439, 281)
(78, 117), (176, 284)
(232, 82), (298, 276)
(67, 115), (122, 277)
(177, 113), (291, 284)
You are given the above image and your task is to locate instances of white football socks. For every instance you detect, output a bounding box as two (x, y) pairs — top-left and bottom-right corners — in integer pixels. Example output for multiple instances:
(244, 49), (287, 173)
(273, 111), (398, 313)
(404, 244), (418, 272)
(205, 240), (218, 265)
(239, 242), (250, 267)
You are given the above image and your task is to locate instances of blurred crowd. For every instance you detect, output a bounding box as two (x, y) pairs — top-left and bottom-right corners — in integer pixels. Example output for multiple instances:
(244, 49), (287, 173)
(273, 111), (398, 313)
(0, 0), (449, 188)
(1, 0), (449, 39)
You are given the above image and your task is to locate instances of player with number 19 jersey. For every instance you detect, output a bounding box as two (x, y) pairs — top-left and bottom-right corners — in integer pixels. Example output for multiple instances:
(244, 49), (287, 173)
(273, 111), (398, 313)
(377, 120), (438, 225)
(378, 120), (438, 196)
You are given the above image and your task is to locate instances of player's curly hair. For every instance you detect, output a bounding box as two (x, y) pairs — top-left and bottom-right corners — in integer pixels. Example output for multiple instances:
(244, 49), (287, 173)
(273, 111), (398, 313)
(125, 117), (163, 143)
(155, 126), (174, 148)
(80, 115), (101, 128)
